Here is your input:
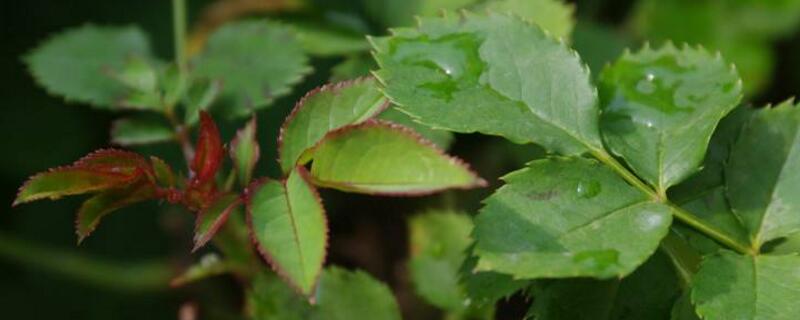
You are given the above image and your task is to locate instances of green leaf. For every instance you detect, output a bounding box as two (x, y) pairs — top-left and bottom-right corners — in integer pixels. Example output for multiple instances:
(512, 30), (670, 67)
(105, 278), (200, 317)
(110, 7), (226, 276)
(378, 107), (454, 149)
(194, 19), (311, 118)
(671, 292), (701, 320)
(408, 211), (477, 313)
(668, 106), (753, 203)
(110, 115), (174, 146)
(230, 117), (260, 187)
(278, 77), (388, 173)
(627, 0), (774, 95)
(193, 193), (241, 251)
(692, 251), (800, 320)
(170, 253), (232, 287)
(248, 272), (312, 320)
(113, 56), (158, 93)
(313, 267), (402, 320)
(529, 251), (682, 320)
(149, 156), (176, 188)
(25, 25), (153, 109)
(459, 245), (529, 307)
(364, 0), (480, 27)
(473, 157), (672, 279)
(675, 188), (749, 255)
(374, 12), (603, 155)
(183, 78), (221, 125)
(726, 100), (800, 249)
(478, 0), (575, 40)
(76, 182), (155, 242)
(329, 54), (375, 82)
(598, 43), (742, 193)
(310, 120), (486, 195)
(289, 21), (370, 56)
(247, 167), (327, 295)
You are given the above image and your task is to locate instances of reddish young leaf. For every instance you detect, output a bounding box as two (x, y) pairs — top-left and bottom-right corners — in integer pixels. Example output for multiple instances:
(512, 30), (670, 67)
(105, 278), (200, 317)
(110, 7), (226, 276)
(76, 182), (156, 242)
(193, 193), (242, 251)
(14, 149), (150, 206)
(192, 111), (224, 185)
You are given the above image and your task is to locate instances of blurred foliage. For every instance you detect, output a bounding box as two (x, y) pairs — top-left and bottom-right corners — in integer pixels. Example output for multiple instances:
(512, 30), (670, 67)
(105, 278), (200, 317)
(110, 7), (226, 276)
(3, 0), (800, 319)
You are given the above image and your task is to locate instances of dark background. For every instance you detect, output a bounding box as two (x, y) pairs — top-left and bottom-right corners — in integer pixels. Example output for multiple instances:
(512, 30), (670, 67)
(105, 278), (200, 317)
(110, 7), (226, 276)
(2, 0), (799, 319)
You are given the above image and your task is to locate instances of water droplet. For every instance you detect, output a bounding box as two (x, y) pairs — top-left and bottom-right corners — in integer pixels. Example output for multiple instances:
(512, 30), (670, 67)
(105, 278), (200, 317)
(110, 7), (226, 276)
(645, 73), (655, 81)
(644, 120), (655, 128)
(576, 180), (601, 199)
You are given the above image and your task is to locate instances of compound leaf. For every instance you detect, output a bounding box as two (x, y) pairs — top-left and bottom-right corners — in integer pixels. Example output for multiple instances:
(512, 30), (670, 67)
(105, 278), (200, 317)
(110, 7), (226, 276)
(247, 167), (327, 295)
(194, 19), (311, 118)
(374, 12), (602, 155)
(599, 43), (742, 193)
(310, 121), (485, 195)
(25, 25), (153, 109)
(473, 157), (672, 279)
(278, 77), (388, 173)
(726, 100), (800, 248)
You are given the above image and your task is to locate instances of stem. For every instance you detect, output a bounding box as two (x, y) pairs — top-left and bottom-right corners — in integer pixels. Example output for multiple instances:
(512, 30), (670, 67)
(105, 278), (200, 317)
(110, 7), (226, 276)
(165, 108), (195, 165)
(668, 204), (755, 255)
(590, 148), (754, 255)
(172, 0), (188, 74)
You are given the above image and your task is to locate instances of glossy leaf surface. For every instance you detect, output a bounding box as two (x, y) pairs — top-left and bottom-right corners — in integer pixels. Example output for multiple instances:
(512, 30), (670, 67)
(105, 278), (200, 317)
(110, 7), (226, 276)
(473, 157), (672, 279)
(247, 167), (327, 295)
(374, 12), (602, 155)
(599, 43), (742, 192)
(310, 121), (485, 195)
(278, 77), (388, 173)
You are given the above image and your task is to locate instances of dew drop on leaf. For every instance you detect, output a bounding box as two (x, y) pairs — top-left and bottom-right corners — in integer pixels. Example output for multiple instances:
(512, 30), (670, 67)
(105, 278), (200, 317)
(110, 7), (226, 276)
(576, 180), (601, 198)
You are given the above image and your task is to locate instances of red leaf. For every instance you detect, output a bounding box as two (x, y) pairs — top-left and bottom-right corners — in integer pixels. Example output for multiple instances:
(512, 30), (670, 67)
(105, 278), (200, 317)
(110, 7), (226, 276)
(192, 193), (241, 252)
(14, 149), (151, 205)
(192, 112), (224, 185)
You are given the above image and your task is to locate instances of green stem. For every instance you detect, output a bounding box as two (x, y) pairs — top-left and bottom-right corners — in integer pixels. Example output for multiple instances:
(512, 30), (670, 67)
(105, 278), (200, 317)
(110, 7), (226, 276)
(0, 232), (172, 292)
(591, 149), (754, 255)
(172, 0), (188, 74)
